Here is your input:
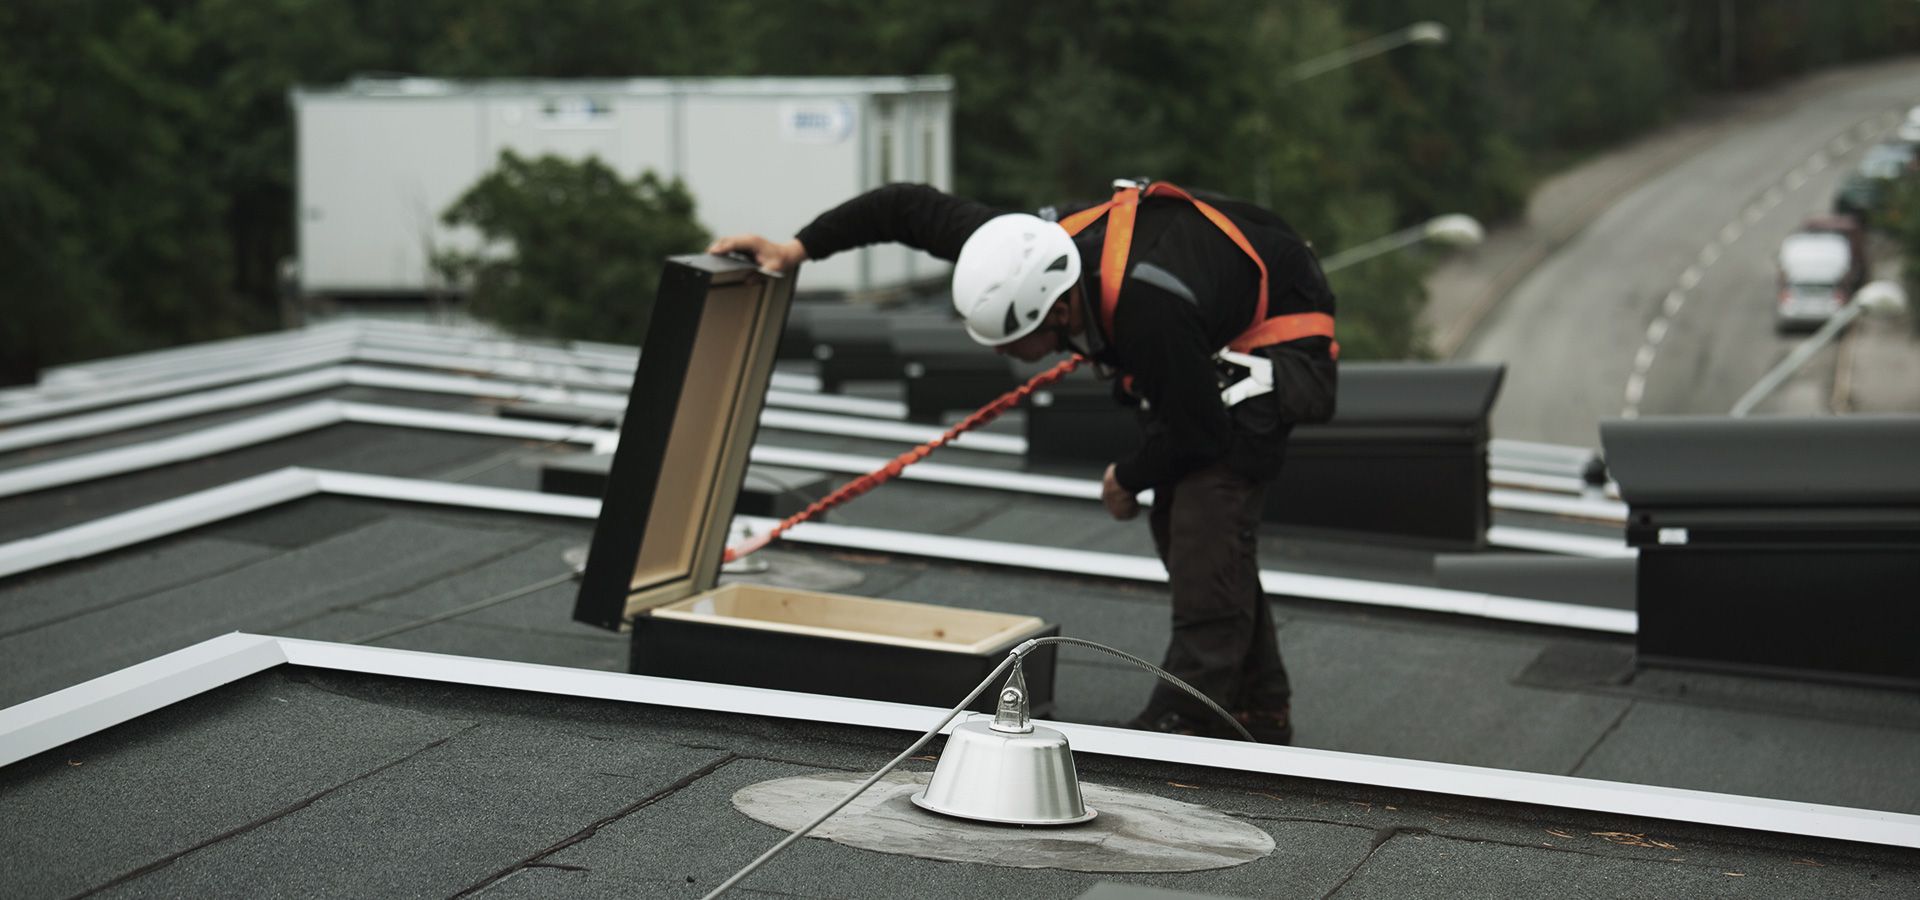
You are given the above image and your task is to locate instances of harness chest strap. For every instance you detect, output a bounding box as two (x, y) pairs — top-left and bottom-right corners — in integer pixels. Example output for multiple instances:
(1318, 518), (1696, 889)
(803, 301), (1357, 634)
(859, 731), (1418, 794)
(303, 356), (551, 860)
(1058, 181), (1338, 357)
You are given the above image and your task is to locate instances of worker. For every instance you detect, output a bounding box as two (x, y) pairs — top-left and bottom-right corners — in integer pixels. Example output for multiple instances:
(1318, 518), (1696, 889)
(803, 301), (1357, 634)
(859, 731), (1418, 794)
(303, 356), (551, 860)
(709, 181), (1337, 744)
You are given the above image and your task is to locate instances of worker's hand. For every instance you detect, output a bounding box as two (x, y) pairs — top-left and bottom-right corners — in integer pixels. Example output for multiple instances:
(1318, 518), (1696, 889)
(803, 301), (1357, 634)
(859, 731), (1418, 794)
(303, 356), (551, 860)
(708, 235), (808, 273)
(1101, 464), (1140, 521)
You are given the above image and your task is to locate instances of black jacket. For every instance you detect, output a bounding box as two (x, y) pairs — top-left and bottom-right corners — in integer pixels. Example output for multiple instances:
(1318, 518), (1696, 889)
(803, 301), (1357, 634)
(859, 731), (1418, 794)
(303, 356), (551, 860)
(795, 183), (1336, 492)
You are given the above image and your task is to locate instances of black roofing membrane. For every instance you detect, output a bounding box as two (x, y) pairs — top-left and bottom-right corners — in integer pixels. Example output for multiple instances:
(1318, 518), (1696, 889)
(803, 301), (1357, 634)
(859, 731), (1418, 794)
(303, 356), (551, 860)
(5, 492), (1917, 819)
(2, 668), (1915, 899)
(0, 423), (548, 543)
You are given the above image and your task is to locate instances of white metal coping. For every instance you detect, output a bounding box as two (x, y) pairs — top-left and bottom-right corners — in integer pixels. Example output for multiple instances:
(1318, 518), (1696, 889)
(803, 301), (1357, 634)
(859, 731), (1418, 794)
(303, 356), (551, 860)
(13, 317), (1606, 482)
(6, 319), (1619, 500)
(0, 397), (1632, 560)
(0, 324), (846, 426)
(0, 467), (1637, 634)
(1, 632), (1914, 850)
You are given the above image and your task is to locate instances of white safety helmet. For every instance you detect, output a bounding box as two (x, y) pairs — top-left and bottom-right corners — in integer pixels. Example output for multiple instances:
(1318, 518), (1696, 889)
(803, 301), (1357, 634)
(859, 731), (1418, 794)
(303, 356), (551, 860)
(951, 214), (1082, 346)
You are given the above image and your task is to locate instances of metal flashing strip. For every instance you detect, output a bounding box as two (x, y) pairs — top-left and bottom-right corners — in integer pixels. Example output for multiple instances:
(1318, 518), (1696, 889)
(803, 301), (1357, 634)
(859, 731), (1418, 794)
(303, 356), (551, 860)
(1486, 525), (1634, 559)
(0, 401), (615, 501)
(3, 634), (1915, 851)
(0, 468), (323, 578)
(0, 468), (1635, 633)
(757, 408), (1028, 454)
(1489, 488), (1628, 523)
(0, 366), (891, 459)
(7, 321), (1611, 508)
(745, 516), (1639, 635)
(0, 342), (360, 427)
(0, 396), (1629, 560)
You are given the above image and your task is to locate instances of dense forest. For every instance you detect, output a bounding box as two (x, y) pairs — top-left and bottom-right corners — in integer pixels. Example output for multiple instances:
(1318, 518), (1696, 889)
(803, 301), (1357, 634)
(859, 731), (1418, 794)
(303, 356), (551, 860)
(4, 0), (1918, 384)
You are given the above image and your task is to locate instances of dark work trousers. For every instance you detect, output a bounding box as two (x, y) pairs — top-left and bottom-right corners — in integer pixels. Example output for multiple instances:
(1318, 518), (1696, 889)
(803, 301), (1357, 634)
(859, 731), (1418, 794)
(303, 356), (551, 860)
(1142, 461), (1291, 724)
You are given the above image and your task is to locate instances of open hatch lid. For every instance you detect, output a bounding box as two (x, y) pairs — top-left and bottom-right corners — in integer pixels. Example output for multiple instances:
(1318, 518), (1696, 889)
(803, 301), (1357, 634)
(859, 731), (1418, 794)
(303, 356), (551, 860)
(573, 254), (795, 629)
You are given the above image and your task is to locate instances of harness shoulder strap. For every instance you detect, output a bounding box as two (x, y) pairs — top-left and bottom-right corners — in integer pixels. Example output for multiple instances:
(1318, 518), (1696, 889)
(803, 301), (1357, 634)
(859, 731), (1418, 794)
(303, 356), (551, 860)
(1058, 180), (1337, 358)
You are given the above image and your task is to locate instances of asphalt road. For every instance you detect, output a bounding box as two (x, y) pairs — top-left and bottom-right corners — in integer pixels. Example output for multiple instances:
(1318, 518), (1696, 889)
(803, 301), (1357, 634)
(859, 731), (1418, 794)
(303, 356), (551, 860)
(1464, 61), (1920, 447)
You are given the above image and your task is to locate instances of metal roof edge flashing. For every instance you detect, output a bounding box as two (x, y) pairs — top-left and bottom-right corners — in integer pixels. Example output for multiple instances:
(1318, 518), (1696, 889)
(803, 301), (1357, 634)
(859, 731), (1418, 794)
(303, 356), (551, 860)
(4, 634), (1916, 851)
(0, 468), (1634, 632)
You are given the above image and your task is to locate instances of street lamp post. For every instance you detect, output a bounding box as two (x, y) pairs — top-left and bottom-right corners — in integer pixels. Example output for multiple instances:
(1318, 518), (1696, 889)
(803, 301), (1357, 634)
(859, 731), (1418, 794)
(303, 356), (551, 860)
(1254, 21), (1450, 207)
(1729, 280), (1908, 417)
(1319, 214), (1484, 274)
(1285, 21), (1449, 84)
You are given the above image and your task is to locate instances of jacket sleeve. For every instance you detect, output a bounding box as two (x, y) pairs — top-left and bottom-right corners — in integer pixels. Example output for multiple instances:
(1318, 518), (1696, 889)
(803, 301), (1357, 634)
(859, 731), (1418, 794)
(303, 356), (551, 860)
(1107, 282), (1232, 493)
(794, 183), (1005, 262)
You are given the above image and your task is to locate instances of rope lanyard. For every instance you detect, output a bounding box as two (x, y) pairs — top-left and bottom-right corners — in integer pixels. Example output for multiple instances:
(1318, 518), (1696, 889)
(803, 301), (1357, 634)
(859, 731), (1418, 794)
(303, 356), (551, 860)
(722, 354), (1085, 562)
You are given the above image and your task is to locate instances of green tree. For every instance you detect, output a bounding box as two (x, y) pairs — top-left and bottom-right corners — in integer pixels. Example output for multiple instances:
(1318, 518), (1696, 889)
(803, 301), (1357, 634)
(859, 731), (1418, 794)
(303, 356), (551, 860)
(0, 0), (241, 386)
(433, 152), (710, 344)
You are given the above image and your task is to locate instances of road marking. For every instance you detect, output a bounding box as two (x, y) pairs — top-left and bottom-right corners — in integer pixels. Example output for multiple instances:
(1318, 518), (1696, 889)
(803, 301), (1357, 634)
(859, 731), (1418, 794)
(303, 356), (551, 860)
(1620, 114), (1886, 437)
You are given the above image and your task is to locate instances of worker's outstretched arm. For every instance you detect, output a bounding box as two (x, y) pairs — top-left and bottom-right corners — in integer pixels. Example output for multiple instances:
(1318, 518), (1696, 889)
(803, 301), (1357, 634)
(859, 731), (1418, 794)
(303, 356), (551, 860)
(707, 235), (809, 272)
(797, 183), (1005, 263)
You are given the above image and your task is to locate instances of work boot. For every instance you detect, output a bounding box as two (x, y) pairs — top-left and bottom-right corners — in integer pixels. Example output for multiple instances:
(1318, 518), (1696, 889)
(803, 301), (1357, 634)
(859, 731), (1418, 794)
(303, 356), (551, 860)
(1233, 706), (1292, 746)
(1123, 709), (1222, 738)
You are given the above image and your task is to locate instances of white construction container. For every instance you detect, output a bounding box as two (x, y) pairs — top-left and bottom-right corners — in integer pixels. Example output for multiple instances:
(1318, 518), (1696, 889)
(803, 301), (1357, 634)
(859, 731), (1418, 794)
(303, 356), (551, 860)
(291, 76), (954, 298)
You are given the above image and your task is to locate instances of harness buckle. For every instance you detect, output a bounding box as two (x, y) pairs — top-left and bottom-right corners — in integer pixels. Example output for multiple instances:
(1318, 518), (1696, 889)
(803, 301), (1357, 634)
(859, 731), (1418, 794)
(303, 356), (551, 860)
(1214, 349), (1273, 408)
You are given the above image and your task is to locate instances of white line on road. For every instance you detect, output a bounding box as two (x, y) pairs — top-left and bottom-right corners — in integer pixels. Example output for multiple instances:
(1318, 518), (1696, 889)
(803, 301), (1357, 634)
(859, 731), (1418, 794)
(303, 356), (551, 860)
(1679, 267), (1702, 290)
(1744, 205), (1765, 225)
(1720, 221), (1743, 243)
(1832, 135), (1854, 154)
(1808, 151), (1830, 173)
(1624, 372), (1646, 405)
(1663, 291), (1686, 317)
(1762, 186), (1783, 207)
(1699, 244), (1721, 267)
(1647, 317), (1669, 346)
(1787, 169), (1808, 190)
(1634, 345), (1657, 373)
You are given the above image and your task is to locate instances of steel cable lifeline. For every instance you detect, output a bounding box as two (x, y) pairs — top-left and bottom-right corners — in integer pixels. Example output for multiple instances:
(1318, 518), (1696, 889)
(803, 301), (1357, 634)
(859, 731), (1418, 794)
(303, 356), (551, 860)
(723, 354), (1085, 563)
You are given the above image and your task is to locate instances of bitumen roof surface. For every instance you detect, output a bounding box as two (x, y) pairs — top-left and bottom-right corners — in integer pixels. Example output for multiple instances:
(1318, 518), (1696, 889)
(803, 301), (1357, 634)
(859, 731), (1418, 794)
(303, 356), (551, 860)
(8, 665), (1919, 899)
(3, 319), (1918, 898)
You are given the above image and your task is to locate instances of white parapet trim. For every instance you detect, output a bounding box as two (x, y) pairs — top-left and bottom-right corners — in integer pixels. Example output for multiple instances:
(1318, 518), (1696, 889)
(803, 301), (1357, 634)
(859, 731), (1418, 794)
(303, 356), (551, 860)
(742, 515), (1638, 634)
(0, 401), (615, 501)
(0, 468), (323, 579)
(1485, 525), (1634, 559)
(0, 469), (1636, 634)
(0, 633), (289, 768)
(4, 635), (1916, 850)
(311, 470), (602, 519)
(758, 409), (1027, 455)
(1489, 488), (1628, 523)
(0, 342), (360, 427)
(0, 404), (344, 500)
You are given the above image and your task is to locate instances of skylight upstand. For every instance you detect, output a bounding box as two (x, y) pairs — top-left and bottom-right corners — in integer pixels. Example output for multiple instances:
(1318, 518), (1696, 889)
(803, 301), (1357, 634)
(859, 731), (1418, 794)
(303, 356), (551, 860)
(571, 255), (1059, 712)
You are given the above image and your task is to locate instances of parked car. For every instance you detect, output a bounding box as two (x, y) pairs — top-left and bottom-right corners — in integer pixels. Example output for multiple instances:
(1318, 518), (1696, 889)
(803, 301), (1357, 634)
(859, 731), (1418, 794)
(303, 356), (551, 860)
(1833, 141), (1917, 222)
(1899, 105), (1920, 143)
(1775, 215), (1869, 333)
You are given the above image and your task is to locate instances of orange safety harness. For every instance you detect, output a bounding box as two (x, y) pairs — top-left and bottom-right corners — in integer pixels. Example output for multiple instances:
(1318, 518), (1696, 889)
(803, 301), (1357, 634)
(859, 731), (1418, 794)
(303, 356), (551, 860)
(724, 181), (1332, 563)
(1057, 180), (1338, 357)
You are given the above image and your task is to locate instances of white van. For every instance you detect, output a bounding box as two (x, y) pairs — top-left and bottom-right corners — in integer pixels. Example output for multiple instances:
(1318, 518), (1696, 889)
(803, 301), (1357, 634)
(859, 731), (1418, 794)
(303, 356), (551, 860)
(1775, 231), (1858, 332)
